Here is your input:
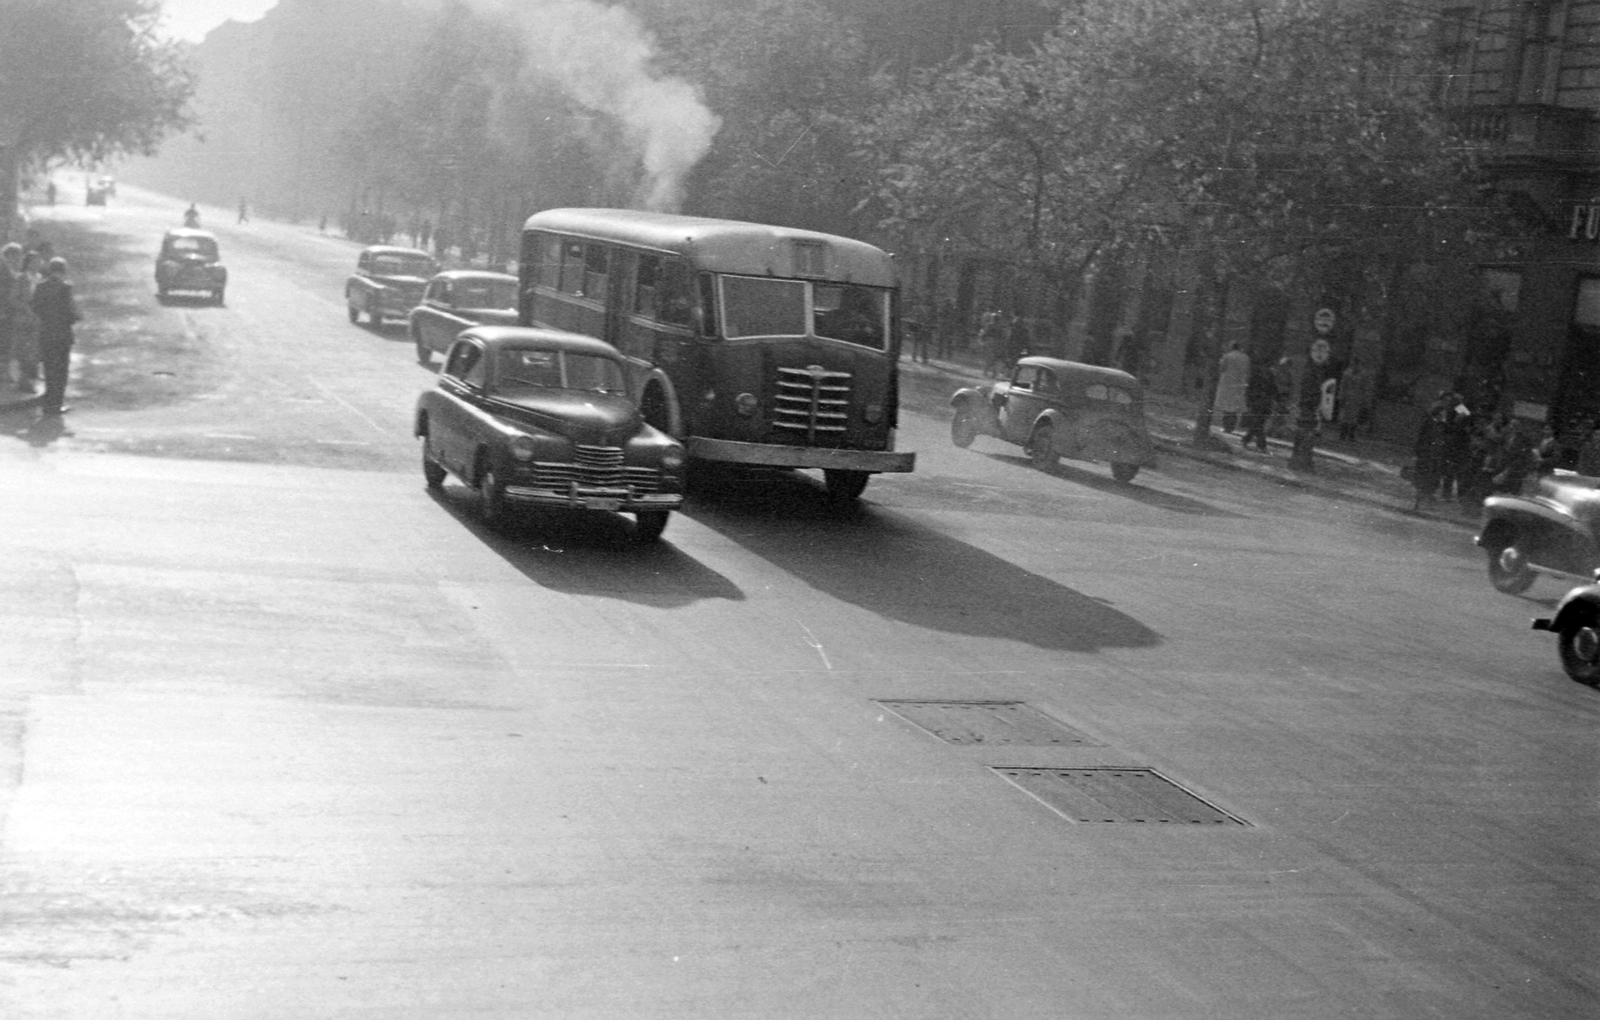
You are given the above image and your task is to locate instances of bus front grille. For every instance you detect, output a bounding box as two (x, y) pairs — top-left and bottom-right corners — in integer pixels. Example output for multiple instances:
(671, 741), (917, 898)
(773, 366), (851, 440)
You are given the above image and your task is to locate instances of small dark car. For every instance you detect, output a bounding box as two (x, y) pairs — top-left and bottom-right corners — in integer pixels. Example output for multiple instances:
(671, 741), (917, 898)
(1476, 471), (1600, 594)
(346, 245), (438, 326)
(408, 270), (519, 364)
(155, 228), (227, 304)
(949, 357), (1157, 482)
(1531, 581), (1600, 686)
(415, 327), (686, 541)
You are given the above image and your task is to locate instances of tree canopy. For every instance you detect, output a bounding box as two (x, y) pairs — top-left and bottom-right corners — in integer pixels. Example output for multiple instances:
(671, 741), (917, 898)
(0, 0), (194, 238)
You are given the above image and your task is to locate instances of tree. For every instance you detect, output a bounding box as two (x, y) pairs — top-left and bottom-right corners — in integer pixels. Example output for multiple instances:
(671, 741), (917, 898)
(0, 0), (194, 239)
(858, 0), (1506, 437)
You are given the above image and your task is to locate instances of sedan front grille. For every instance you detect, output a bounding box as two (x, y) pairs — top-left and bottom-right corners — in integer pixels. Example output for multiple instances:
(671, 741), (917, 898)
(529, 445), (660, 492)
(773, 365), (850, 441)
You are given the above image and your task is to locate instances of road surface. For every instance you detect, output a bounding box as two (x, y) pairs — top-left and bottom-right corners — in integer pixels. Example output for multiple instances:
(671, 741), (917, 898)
(0, 186), (1592, 1019)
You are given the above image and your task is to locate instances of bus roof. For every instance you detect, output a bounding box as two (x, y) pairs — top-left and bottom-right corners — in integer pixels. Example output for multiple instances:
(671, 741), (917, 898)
(523, 208), (896, 287)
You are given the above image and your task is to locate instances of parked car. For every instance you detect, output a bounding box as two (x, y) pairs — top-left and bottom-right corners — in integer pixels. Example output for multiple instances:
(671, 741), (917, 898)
(414, 327), (686, 541)
(85, 182), (108, 206)
(1476, 471), (1600, 594)
(155, 228), (227, 304)
(1531, 580), (1600, 686)
(949, 356), (1157, 482)
(345, 245), (437, 326)
(409, 270), (519, 364)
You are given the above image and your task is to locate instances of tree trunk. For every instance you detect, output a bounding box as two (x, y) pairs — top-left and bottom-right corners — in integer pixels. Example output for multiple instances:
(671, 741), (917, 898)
(0, 146), (17, 244)
(1190, 266), (1231, 451)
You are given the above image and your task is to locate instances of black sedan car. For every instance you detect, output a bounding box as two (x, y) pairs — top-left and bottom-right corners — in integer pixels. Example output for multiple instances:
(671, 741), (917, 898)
(414, 327), (686, 541)
(1476, 471), (1600, 594)
(155, 228), (227, 304)
(408, 270), (519, 364)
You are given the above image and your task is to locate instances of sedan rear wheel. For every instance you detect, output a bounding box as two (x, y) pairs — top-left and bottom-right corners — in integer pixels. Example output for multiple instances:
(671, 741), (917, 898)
(633, 510), (670, 543)
(1111, 462), (1140, 483)
(1026, 423), (1058, 470)
(1487, 545), (1535, 594)
(824, 469), (870, 502)
(421, 438), (446, 490)
(1558, 612), (1600, 686)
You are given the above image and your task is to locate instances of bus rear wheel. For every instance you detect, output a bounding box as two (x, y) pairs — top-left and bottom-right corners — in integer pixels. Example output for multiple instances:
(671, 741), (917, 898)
(824, 469), (869, 502)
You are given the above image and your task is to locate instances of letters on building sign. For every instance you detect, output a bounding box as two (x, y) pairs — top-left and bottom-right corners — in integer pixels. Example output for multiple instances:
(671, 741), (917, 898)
(1570, 202), (1599, 243)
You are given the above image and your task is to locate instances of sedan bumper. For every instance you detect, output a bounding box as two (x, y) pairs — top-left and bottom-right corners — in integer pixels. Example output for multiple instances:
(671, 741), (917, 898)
(502, 484), (683, 512)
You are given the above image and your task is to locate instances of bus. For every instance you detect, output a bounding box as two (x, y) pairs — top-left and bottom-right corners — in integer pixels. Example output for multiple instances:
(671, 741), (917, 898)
(517, 208), (915, 500)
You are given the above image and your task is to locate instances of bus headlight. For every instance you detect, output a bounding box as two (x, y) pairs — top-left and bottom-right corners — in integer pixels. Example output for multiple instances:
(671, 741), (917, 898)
(661, 447), (685, 471)
(508, 435), (537, 462)
(735, 392), (758, 416)
(864, 403), (884, 424)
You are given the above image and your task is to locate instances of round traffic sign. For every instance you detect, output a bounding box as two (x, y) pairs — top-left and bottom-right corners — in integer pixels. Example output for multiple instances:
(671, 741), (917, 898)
(1313, 308), (1336, 335)
(1309, 338), (1331, 365)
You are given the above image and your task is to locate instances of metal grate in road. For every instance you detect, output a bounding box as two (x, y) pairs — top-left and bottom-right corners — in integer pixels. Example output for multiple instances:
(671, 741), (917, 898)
(993, 767), (1246, 825)
(876, 700), (1100, 746)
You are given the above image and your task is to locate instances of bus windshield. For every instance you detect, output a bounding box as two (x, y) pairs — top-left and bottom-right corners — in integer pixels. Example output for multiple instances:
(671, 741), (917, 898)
(719, 276), (889, 350)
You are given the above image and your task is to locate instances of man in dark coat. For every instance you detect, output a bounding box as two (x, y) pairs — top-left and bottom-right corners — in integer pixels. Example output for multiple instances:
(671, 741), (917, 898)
(30, 257), (78, 415)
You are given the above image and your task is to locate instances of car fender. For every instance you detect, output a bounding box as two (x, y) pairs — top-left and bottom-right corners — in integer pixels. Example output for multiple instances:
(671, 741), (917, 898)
(1477, 497), (1588, 549)
(636, 366), (683, 438)
(1536, 584), (1600, 632)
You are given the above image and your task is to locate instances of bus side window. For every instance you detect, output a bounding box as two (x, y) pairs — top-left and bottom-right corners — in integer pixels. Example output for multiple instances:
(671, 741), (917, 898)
(635, 254), (660, 317)
(658, 259), (693, 328)
(536, 234), (561, 289)
(584, 245), (609, 303)
(560, 241), (585, 295)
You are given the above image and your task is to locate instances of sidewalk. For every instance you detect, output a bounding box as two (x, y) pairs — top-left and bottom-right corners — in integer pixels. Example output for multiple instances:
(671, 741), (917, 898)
(900, 353), (1482, 529)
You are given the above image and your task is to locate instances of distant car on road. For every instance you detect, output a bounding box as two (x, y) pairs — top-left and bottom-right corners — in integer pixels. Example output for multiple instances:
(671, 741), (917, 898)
(949, 356), (1157, 482)
(86, 181), (109, 206)
(155, 228), (227, 304)
(345, 245), (437, 326)
(408, 269), (519, 364)
(1477, 472), (1600, 594)
(414, 327), (686, 541)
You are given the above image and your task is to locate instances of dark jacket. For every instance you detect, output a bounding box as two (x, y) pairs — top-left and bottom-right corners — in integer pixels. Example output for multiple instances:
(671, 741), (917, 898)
(31, 275), (77, 347)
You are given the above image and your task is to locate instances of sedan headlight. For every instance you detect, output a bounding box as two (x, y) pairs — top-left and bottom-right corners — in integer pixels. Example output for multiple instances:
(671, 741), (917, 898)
(660, 447), (685, 471)
(735, 392), (758, 416)
(508, 435), (537, 462)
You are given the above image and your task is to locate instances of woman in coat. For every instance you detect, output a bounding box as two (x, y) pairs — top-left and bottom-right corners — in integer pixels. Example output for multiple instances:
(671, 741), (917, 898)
(1213, 342), (1250, 433)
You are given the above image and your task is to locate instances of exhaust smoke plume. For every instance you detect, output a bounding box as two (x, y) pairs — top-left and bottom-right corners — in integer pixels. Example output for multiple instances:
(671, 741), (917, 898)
(484, 0), (721, 211)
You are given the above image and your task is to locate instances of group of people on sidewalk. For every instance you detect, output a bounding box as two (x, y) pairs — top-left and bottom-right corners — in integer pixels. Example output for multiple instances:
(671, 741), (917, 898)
(1212, 343), (1377, 455)
(0, 234), (80, 416)
(1411, 392), (1600, 510)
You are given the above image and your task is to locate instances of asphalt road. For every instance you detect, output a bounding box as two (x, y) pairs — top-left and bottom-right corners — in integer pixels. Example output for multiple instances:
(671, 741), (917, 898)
(0, 185), (1593, 1020)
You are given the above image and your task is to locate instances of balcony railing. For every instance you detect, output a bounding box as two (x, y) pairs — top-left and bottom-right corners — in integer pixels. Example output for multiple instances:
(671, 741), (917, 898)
(1451, 103), (1596, 167)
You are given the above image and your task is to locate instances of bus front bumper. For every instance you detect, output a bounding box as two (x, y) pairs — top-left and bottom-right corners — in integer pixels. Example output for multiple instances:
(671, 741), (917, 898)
(688, 438), (915, 473)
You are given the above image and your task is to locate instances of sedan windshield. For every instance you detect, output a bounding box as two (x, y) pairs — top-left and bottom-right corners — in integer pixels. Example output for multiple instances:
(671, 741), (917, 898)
(494, 348), (628, 397)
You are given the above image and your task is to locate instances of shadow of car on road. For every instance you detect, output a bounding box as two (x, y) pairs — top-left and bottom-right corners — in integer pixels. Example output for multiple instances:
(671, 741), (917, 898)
(425, 483), (746, 609)
(981, 451), (1247, 519)
(683, 468), (1161, 653)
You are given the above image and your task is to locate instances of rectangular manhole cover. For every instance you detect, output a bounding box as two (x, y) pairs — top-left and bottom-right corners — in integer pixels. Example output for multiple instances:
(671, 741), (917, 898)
(994, 767), (1246, 825)
(877, 700), (1100, 746)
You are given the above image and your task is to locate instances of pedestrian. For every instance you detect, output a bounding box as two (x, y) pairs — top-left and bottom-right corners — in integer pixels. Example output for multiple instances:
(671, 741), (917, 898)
(907, 313), (930, 363)
(0, 243), (18, 389)
(318, 212), (328, 234)
(10, 251), (40, 393)
(978, 311), (1005, 378)
(419, 219), (432, 250)
(1213, 342), (1250, 433)
(1412, 397), (1450, 508)
(237, 196), (249, 223)
(1008, 314), (1032, 365)
(1239, 362), (1277, 453)
(1335, 356), (1375, 441)
(1439, 394), (1473, 502)
(30, 257), (79, 415)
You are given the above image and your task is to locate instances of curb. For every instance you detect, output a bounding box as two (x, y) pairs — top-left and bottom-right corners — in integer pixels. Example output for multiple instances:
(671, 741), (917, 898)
(900, 357), (1479, 531)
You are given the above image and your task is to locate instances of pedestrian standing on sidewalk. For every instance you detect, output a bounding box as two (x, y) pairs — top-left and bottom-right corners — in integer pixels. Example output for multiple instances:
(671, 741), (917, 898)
(30, 257), (79, 415)
(1336, 357), (1374, 441)
(0, 243), (18, 389)
(1239, 362), (1277, 453)
(11, 251), (42, 393)
(1412, 397), (1449, 507)
(1213, 342), (1250, 433)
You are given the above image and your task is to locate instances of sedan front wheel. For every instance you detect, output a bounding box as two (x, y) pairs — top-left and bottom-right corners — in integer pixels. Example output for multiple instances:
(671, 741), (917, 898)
(1559, 612), (1600, 686)
(421, 438), (446, 490)
(951, 406), (978, 448)
(633, 510), (670, 543)
(479, 467), (506, 526)
(1487, 545), (1534, 594)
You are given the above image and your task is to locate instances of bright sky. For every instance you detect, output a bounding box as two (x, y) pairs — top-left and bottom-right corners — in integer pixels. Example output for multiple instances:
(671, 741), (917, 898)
(156, 0), (279, 41)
